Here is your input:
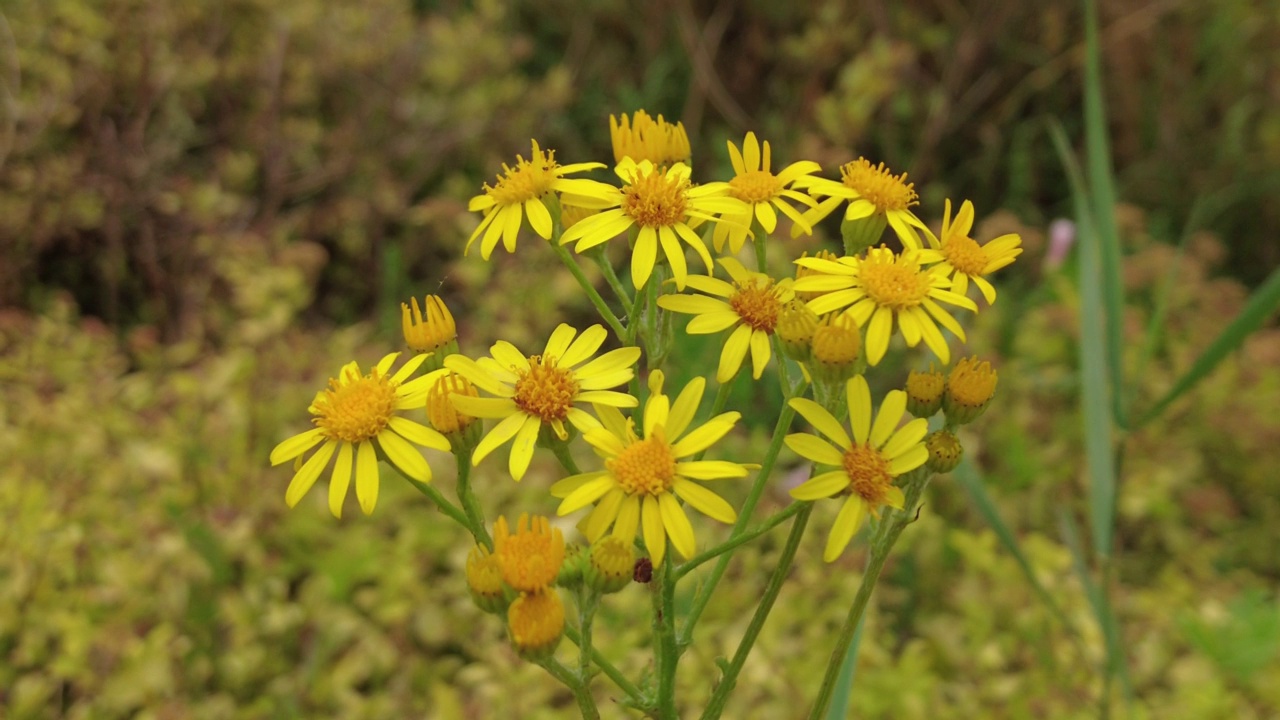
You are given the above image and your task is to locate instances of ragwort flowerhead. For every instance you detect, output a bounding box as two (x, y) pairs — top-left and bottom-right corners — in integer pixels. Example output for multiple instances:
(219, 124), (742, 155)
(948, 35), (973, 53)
(269, 353), (450, 517)
(657, 257), (794, 383)
(786, 376), (929, 561)
(559, 158), (750, 290)
(550, 372), (750, 567)
(610, 110), (691, 166)
(466, 140), (605, 259)
(795, 158), (929, 250)
(918, 199), (1023, 304)
(494, 513), (566, 593)
(713, 132), (821, 253)
(445, 324), (641, 481)
(792, 247), (977, 365)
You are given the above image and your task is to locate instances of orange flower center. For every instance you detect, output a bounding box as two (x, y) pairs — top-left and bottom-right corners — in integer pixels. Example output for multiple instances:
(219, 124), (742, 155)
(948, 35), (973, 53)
(513, 355), (578, 422)
(859, 250), (931, 309)
(942, 234), (988, 276)
(729, 278), (783, 332)
(608, 433), (677, 496)
(840, 158), (918, 212)
(842, 444), (894, 505)
(622, 167), (688, 228)
(485, 145), (560, 205)
(728, 170), (782, 204)
(312, 368), (397, 443)
(495, 514), (566, 593)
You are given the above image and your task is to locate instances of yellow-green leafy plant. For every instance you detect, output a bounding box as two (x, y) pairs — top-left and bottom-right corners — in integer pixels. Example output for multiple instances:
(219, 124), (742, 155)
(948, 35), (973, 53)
(267, 109), (1021, 718)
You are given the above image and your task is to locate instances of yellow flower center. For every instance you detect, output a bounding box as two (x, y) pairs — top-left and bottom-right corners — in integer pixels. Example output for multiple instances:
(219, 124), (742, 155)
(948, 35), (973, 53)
(495, 514), (566, 593)
(942, 234), (988, 276)
(312, 367), (397, 443)
(427, 372), (477, 435)
(859, 249), (931, 309)
(729, 170), (782, 204)
(621, 167), (689, 228)
(608, 433), (677, 496)
(811, 313), (862, 364)
(513, 355), (579, 422)
(507, 590), (565, 653)
(484, 142), (560, 205)
(840, 158), (918, 212)
(948, 357), (998, 407)
(842, 444), (895, 506)
(466, 545), (504, 598)
(730, 278), (783, 332)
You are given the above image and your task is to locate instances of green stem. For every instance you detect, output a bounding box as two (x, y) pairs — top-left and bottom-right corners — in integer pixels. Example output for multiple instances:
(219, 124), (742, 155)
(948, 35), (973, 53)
(590, 248), (633, 308)
(538, 657), (601, 720)
(806, 473), (931, 719)
(552, 240), (627, 340)
(578, 589), (598, 691)
(753, 227), (768, 272)
(701, 504), (813, 720)
(654, 553), (679, 719)
(677, 380), (808, 648)
(454, 451), (491, 548)
(400, 473), (475, 533)
(549, 440), (582, 475)
(563, 624), (647, 707)
(674, 502), (803, 580)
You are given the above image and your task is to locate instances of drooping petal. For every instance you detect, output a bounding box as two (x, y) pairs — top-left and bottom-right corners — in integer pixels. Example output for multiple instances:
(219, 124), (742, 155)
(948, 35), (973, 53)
(632, 226), (658, 289)
(717, 324), (752, 383)
(355, 440), (380, 515)
(508, 415), (542, 481)
(748, 329), (771, 379)
(472, 411), (527, 464)
(659, 493), (697, 559)
(583, 488), (626, 541)
(388, 416), (451, 452)
(271, 428), (326, 466)
(524, 197), (553, 239)
(612, 496), (641, 546)
(328, 442), (353, 518)
(285, 439), (337, 507)
(865, 306), (894, 366)
(642, 494), (666, 566)
(823, 496), (867, 562)
(377, 429), (432, 483)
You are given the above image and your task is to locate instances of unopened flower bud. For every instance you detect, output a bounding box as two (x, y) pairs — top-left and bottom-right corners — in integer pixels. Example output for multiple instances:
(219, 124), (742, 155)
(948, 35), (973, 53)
(402, 295), (458, 370)
(944, 356), (998, 425)
(925, 430), (964, 474)
(793, 249), (842, 303)
(840, 213), (888, 255)
(776, 300), (819, 363)
(428, 372), (481, 451)
(507, 590), (565, 660)
(466, 544), (507, 614)
(905, 365), (945, 418)
(557, 544), (586, 588)
(810, 312), (863, 384)
(585, 535), (635, 594)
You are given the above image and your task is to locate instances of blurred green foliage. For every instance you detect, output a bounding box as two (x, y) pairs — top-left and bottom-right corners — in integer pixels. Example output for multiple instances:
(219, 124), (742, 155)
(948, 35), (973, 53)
(3, 0), (1280, 717)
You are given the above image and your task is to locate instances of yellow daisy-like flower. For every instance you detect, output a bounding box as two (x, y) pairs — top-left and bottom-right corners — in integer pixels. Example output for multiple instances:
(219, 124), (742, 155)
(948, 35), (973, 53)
(792, 246), (978, 365)
(918, 199), (1023, 304)
(657, 257), (794, 383)
(794, 157), (929, 249)
(610, 110), (691, 166)
(466, 140), (605, 259)
(786, 375), (929, 561)
(550, 371), (749, 567)
(269, 353), (451, 517)
(558, 158), (750, 290)
(494, 513), (566, 593)
(712, 132), (821, 253)
(444, 324), (642, 481)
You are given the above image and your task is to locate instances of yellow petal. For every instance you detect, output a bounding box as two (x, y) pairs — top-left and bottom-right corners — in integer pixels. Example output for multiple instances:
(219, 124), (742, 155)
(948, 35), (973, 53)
(525, 197), (553, 239)
(865, 306), (893, 366)
(612, 496), (641, 546)
(271, 428), (326, 466)
(659, 493), (697, 559)
(666, 377), (705, 441)
(888, 444), (929, 475)
(643, 494), (667, 566)
(285, 439), (337, 507)
(559, 474), (618, 514)
(869, 390), (907, 449)
(388, 416), (451, 452)
(675, 460), (751, 480)
(882, 418), (929, 460)
(788, 398), (850, 449)
(785, 433), (845, 466)
(823, 496), (866, 562)
(748, 329), (771, 379)
(632, 226), (658, 289)
(377, 428), (432, 483)
(846, 376), (872, 445)
(472, 412), (527, 465)
(789, 470), (849, 501)
(560, 324), (608, 367)
(508, 415), (541, 481)
(328, 442), (353, 518)
(717, 324), (752, 383)
(583, 488), (627, 541)
(355, 440), (379, 515)
(672, 479), (737, 523)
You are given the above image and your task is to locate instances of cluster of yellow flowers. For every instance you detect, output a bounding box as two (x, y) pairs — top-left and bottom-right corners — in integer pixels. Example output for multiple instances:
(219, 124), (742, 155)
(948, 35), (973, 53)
(268, 109), (1019, 711)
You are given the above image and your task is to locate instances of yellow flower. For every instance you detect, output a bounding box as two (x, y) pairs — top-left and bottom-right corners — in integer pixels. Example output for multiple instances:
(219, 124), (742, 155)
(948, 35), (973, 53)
(786, 376), (929, 561)
(904, 365), (945, 418)
(550, 371), (749, 567)
(558, 158), (750, 290)
(712, 132), (821, 253)
(792, 247), (977, 365)
(269, 353), (451, 517)
(795, 158), (929, 249)
(657, 257), (794, 383)
(466, 140), (605, 259)
(444, 324), (642, 481)
(944, 356), (998, 424)
(918, 199), (1023, 304)
(610, 110), (691, 166)
(401, 295), (458, 367)
(466, 544), (506, 613)
(494, 513), (566, 593)
(507, 589), (565, 659)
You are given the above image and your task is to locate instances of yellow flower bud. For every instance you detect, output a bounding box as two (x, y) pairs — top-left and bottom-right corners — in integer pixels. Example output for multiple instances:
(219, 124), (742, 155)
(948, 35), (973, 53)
(776, 299), (818, 363)
(507, 590), (565, 660)
(427, 372), (480, 450)
(905, 365), (945, 418)
(402, 295), (458, 370)
(944, 356), (998, 424)
(585, 535), (635, 594)
(809, 312), (863, 384)
(494, 514), (566, 593)
(466, 544), (507, 614)
(925, 430), (964, 474)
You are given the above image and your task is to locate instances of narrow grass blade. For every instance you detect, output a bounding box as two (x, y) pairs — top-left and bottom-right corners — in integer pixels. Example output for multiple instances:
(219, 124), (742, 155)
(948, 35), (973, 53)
(1137, 265), (1280, 427)
(1057, 510), (1133, 703)
(954, 459), (1076, 633)
(1049, 121), (1117, 561)
(1082, 0), (1127, 430)
(823, 610), (866, 720)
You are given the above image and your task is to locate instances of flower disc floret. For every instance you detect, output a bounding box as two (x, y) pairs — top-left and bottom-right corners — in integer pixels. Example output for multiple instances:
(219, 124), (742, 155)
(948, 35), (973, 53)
(609, 433), (678, 495)
(610, 110), (691, 166)
(513, 356), (578, 422)
(839, 158), (918, 212)
(494, 513), (566, 593)
(622, 165), (689, 228)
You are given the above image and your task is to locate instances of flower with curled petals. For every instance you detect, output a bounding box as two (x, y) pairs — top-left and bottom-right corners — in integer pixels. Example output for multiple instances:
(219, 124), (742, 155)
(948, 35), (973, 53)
(786, 375), (929, 561)
(792, 246), (977, 365)
(444, 324), (641, 481)
(269, 352), (451, 517)
(550, 371), (750, 567)
(657, 257), (794, 383)
(712, 132), (821, 253)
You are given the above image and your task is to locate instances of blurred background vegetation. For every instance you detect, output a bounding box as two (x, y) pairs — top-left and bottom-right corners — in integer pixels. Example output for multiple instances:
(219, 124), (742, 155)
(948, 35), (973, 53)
(2, 0), (1279, 717)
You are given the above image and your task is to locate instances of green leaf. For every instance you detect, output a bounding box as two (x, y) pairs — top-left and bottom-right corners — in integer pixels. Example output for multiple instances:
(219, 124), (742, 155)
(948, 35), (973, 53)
(823, 608), (866, 720)
(1058, 510), (1133, 702)
(1137, 264), (1280, 426)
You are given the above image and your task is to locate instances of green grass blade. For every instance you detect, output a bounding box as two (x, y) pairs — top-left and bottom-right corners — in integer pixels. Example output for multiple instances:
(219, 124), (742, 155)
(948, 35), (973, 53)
(1048, 121), (1117, 561)
(1137, 264), (1280, 427)
(1082, 0), (1128, 430)
(1057, 510), (1133, 704)
(823, 610), (866, 720)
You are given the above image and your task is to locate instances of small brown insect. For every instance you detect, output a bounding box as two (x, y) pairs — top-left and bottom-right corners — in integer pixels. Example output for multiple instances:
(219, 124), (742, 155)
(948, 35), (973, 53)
(633, 557), (653, 583)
